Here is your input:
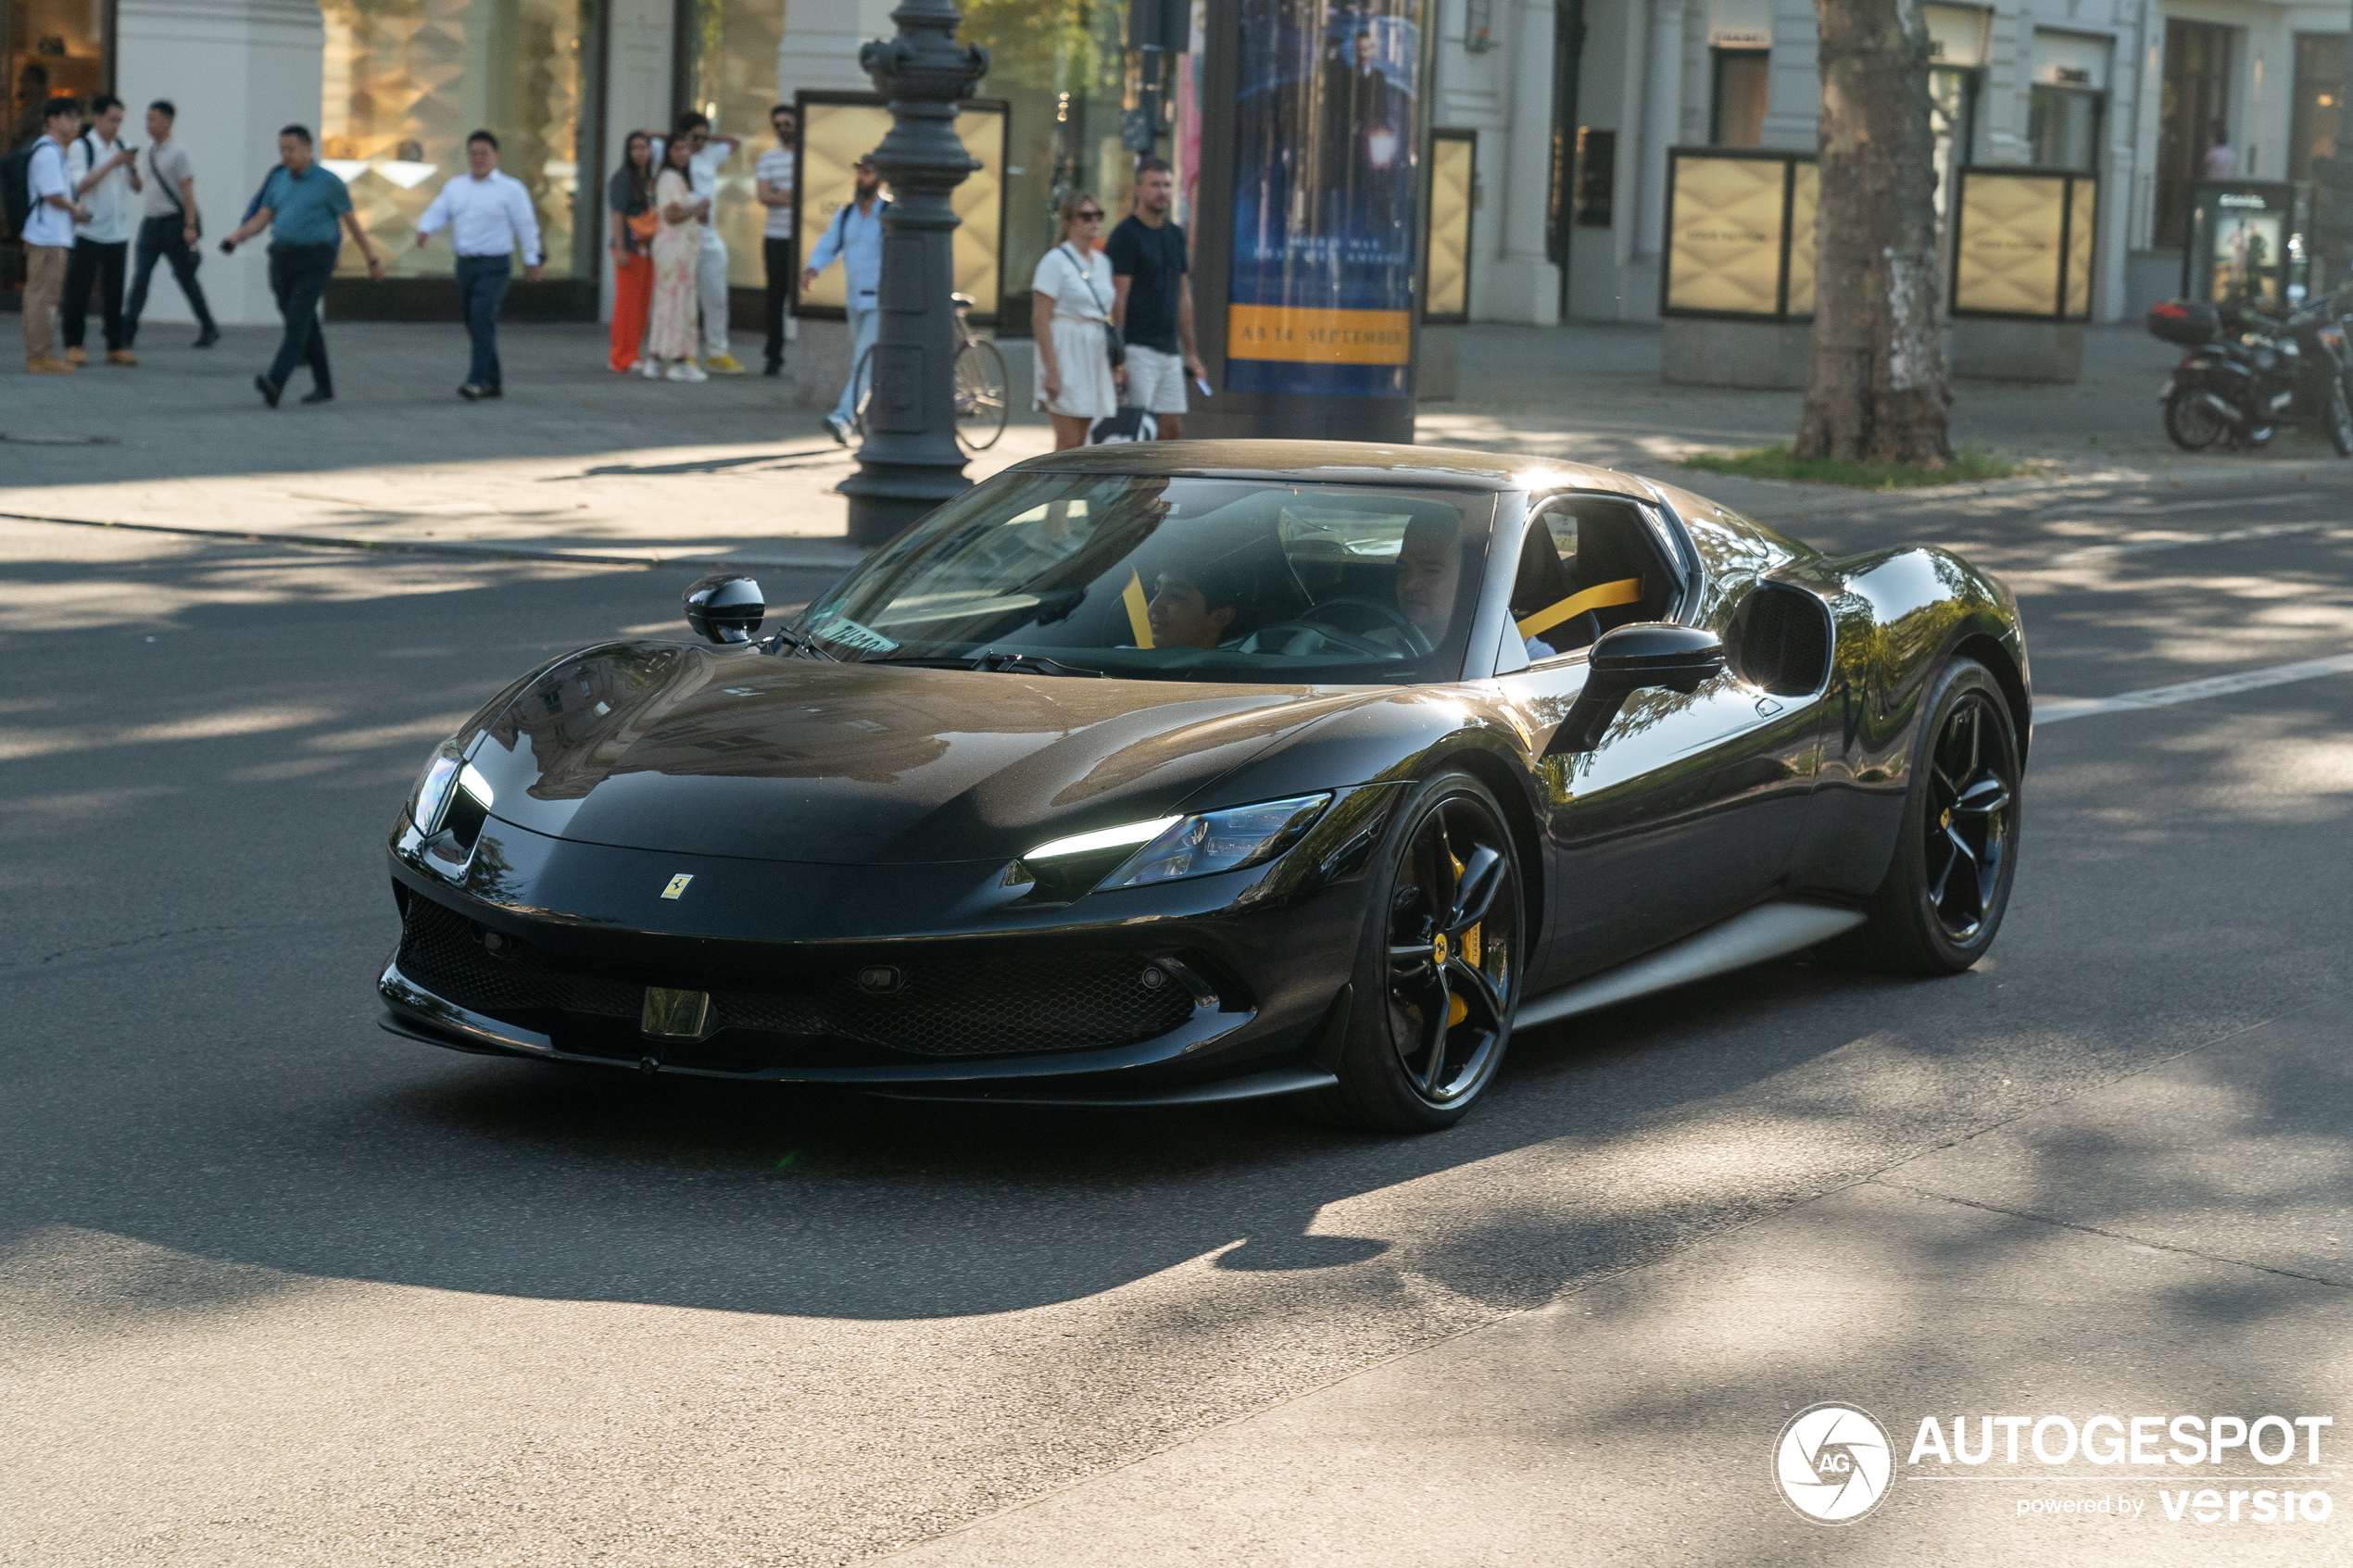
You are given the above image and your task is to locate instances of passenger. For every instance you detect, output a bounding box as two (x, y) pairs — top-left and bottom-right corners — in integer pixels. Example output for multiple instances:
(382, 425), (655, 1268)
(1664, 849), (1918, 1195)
(1145, 565), (1249, 650)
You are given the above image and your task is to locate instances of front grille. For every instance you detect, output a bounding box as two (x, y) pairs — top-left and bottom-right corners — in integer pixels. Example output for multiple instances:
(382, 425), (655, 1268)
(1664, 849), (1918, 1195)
(393, 894), (1199, 1064)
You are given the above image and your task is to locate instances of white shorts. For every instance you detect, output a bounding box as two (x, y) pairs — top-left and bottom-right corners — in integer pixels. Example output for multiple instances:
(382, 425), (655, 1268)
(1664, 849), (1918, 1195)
(1122, 344), (1189, 415)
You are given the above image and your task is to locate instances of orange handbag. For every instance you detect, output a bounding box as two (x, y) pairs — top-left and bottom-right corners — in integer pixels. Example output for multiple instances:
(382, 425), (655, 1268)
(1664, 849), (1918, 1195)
(627, 209), (661, 241)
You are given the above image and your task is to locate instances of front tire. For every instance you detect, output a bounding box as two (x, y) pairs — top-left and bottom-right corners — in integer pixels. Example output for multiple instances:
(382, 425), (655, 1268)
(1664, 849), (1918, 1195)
(1831, 659), (2021, 975)
(1303, 771), (1525, 1132)
(2163, 385), (2227, 451)
(2326, 377), (2353, 458)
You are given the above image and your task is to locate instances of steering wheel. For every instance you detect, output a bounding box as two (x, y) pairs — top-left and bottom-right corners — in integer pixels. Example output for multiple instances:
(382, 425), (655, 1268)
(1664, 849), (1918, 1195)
(1249, 596), (1434, 659)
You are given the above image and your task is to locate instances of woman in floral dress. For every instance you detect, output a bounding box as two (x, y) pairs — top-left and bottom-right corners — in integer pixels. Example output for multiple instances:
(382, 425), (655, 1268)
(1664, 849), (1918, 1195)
(648, 137), (708, 382)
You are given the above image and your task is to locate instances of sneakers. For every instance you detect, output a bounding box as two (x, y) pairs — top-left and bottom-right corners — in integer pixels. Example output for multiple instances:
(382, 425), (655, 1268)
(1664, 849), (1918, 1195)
(762, 359), (783, 378)
(193, 326), (220, 348)
(665, 359), (709, 383)
(255, 373), (282, 408)
(823, 414), (852, 445)
(25, 355), (74, 375)
(458, 383), (484, 401)
(703, 352), (748, 376)
(64, 345), (86, 366)
(300, 388), (334, 405)
(637, 358), (661, 380)
(107, 350), (137, 366)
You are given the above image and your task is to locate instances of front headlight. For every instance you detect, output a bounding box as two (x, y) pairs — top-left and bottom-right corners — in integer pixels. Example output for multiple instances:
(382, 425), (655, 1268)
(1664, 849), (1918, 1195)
(409, 743), (465, 834)
(1019, 794), (1330, 893)
(406, 740), (496, 876)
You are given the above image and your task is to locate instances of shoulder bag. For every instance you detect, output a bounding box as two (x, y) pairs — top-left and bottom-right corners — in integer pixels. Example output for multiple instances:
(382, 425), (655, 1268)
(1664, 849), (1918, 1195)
(1062, 242), (1124, 370)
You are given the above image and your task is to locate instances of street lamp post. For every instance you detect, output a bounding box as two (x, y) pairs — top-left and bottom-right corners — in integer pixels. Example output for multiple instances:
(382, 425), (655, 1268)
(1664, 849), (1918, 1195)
(838, 0), (989, 547)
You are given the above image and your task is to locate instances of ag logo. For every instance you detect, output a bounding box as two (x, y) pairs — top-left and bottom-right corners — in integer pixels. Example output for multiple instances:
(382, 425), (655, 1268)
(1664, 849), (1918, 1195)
(1773, 1402), (1894, 1524)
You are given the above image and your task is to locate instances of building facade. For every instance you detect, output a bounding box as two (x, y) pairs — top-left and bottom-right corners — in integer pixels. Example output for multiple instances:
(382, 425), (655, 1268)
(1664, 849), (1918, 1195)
(6, 0), (2347, 330)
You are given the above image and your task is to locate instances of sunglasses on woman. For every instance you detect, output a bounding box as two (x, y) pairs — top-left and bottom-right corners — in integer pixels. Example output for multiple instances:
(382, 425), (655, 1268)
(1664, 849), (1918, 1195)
(1076, 209), (1103, 221)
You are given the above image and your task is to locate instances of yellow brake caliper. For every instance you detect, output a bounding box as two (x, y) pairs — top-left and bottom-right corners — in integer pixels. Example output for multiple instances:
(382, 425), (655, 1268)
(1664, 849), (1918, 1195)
(1446, 847), (1471, 1027)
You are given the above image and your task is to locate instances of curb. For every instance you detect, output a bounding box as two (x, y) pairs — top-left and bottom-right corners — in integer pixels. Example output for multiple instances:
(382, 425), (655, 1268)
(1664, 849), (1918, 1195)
(0, 509), (871, 573)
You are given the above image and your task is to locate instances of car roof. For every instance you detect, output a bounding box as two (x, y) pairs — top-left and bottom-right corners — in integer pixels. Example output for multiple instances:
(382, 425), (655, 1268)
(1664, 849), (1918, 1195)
(1001, 440), (1658, 498)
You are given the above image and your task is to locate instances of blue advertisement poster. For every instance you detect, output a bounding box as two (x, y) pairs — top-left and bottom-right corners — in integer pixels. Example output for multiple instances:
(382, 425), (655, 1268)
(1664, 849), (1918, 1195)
(1227, 0), (1424, 397)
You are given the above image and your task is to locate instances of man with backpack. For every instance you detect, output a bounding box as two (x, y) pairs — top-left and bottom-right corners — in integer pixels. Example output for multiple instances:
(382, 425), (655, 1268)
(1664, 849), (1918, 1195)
(15, 96), (88, 374)
(799, 155), (887, 445)
(62, 94), (142, 366)
(123, 99), (217, 351)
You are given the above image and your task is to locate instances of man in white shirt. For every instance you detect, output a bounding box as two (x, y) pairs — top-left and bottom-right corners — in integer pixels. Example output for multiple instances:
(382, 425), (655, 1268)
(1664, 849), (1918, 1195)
(644, 112), (747, 374)
(414, 129), (544, 402)
(21, 96), (88, 374)
(756, 102), (797, 376)
(62, 94), (142, 367)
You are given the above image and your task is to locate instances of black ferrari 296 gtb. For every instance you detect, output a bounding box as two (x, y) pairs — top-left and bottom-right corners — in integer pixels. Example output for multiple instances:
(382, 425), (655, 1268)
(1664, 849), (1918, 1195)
(379, 442), (2029, 1131)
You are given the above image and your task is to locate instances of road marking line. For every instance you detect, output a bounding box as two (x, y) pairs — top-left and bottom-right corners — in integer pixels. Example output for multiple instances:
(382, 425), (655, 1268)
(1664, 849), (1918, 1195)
(2045, 520), (2343, 563)
(2057, 491), (2323, 518)
(2038, 650), (2353, 724)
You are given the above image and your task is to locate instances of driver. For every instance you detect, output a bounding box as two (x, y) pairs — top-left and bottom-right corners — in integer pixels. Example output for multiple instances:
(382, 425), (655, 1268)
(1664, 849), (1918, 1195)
(1394, 515), (1462, 646)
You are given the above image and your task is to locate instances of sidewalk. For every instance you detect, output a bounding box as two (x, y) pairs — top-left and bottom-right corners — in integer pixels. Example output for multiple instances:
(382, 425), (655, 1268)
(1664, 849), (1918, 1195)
(0, 319), (2332, 570)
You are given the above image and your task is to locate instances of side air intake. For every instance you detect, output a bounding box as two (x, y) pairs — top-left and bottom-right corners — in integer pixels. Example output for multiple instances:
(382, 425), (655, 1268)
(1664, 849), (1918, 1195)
(1731, 583), (1832, 696)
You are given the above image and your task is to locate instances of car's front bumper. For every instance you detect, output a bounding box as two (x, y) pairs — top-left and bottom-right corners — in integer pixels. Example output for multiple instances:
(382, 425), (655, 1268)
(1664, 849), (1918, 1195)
(377, 787), (1396, 1098)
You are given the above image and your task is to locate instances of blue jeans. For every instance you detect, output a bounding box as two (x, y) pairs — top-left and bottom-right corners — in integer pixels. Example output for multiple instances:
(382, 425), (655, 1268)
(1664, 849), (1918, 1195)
(455, 254), (511, 388)
(831, 305), (880, 426)
(265, 243), (336, 393)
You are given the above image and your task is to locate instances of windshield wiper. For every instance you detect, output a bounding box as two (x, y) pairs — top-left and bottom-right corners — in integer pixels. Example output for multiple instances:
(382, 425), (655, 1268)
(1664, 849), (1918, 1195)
(968, 649), (1104, 677)
(757, 626), (836, 660)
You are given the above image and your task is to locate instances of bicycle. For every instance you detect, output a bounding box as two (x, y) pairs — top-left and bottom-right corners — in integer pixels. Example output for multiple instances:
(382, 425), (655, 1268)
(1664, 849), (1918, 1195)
(849, 293), (1010, 453)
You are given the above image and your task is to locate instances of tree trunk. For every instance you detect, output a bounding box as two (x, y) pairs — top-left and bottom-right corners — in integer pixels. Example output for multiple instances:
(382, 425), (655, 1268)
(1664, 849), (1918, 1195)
(1793, 0), (1950, 465)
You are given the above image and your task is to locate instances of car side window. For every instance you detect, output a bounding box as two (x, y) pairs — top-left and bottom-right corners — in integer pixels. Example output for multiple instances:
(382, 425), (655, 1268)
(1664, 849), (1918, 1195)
(1510, 499), (1591, 664)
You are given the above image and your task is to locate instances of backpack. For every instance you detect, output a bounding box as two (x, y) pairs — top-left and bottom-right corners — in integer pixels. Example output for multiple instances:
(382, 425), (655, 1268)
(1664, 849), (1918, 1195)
(1, 134), (39, 240)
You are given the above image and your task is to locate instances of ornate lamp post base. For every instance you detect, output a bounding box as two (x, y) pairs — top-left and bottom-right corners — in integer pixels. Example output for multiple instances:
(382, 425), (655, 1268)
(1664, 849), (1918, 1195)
(841, 0), (988, 549)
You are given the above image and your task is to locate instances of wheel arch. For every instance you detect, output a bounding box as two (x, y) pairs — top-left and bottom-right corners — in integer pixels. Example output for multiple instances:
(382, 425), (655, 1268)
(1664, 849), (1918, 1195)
(1435, 746), (1549, 951)
(1952, 633), (2031, 762)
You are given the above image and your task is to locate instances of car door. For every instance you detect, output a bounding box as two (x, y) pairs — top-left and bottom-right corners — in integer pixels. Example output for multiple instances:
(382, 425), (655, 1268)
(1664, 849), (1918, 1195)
(1489, 493), (1827, 989)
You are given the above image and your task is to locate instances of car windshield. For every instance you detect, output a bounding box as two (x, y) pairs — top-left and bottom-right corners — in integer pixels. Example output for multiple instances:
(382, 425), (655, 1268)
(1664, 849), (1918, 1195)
(797, 472), (1494, 683)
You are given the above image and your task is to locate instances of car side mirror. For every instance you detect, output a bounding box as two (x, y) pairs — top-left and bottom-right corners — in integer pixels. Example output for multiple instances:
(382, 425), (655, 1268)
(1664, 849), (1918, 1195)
(683, 573), (764, 645)
(1545, 622), (1727, 755)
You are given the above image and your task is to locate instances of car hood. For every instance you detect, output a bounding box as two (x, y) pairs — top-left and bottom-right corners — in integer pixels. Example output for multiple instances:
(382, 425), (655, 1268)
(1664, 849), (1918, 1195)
(460, 642), (1370, 865)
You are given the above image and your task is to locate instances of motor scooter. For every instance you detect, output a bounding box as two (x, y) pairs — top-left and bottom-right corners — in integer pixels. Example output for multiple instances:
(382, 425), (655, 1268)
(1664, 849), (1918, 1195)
(2147, 291), (2353, 454)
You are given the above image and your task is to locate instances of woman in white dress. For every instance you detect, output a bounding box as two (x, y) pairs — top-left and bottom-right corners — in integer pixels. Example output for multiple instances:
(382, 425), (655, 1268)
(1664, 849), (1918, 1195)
(1029, 190), (1121, 449)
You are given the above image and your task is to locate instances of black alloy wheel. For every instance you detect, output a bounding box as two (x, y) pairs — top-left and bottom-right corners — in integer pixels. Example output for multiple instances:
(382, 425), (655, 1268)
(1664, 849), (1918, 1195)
(1919, 692), (2014, 945)
(1831, 659), (2022, 975)
(2163, 385), (2228, 452)
(1305, 771), (1523, 1132)
(2327, 378), (2353, 458)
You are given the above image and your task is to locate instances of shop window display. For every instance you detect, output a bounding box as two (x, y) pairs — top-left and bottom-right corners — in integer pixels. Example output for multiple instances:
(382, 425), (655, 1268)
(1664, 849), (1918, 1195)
(320, 0), (592, 279)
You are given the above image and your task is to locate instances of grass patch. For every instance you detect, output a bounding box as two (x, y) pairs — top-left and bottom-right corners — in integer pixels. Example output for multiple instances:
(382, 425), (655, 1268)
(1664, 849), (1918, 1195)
(1680, 444), (2021, 490)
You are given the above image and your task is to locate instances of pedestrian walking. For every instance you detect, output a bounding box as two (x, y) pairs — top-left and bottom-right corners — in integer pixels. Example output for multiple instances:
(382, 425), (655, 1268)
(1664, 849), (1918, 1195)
(642, 113), (747, 374)
(61, 94), (141, 366)
(800, 156), (887, 445)
(1108, 157), (1206, 439)
(647, 134), (708, 381)
(1028, 189), (1119, 451)
(756, 102), (797, 376)
(607, 131), (657, 373)
(19, 96), (87, 375)
(218, 123), (384, 408)
(414, 129), (543, 402)
(123, 99), (219, 350)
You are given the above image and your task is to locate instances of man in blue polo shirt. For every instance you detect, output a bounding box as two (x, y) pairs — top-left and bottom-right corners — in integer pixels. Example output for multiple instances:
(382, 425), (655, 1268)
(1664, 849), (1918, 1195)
(218, 122), (384, 407)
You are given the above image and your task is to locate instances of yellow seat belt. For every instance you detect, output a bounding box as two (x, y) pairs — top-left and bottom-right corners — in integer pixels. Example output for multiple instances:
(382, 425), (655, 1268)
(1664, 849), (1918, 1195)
(1121, 569), (1156, 648)
(1516, 577), (1642, 642)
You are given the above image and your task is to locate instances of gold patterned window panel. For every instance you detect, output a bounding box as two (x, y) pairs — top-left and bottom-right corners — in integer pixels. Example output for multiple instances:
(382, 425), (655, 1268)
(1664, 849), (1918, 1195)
(1951, 168), (2096, 320)
(1661, 149), (1815, 320)
(1425, 132), (1475, 322)
(794, 94), (1007, 320)
(320, 0), (590, 280)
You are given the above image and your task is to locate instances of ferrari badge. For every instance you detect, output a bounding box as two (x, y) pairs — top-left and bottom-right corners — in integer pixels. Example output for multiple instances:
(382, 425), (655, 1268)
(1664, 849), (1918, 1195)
(661, 873), (694, 900)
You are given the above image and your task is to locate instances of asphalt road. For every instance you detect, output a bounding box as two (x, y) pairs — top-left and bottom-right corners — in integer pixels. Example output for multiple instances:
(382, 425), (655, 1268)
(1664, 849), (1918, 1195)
(4, 468), (2350, 1566)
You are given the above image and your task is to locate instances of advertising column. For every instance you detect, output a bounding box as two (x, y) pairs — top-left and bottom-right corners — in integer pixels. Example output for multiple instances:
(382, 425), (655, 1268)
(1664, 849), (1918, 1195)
(1191, 0), (1430, 442)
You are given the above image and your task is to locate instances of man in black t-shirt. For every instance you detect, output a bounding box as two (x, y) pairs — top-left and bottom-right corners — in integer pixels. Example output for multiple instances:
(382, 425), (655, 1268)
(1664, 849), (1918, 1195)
(1107, 157), (1206, 438)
